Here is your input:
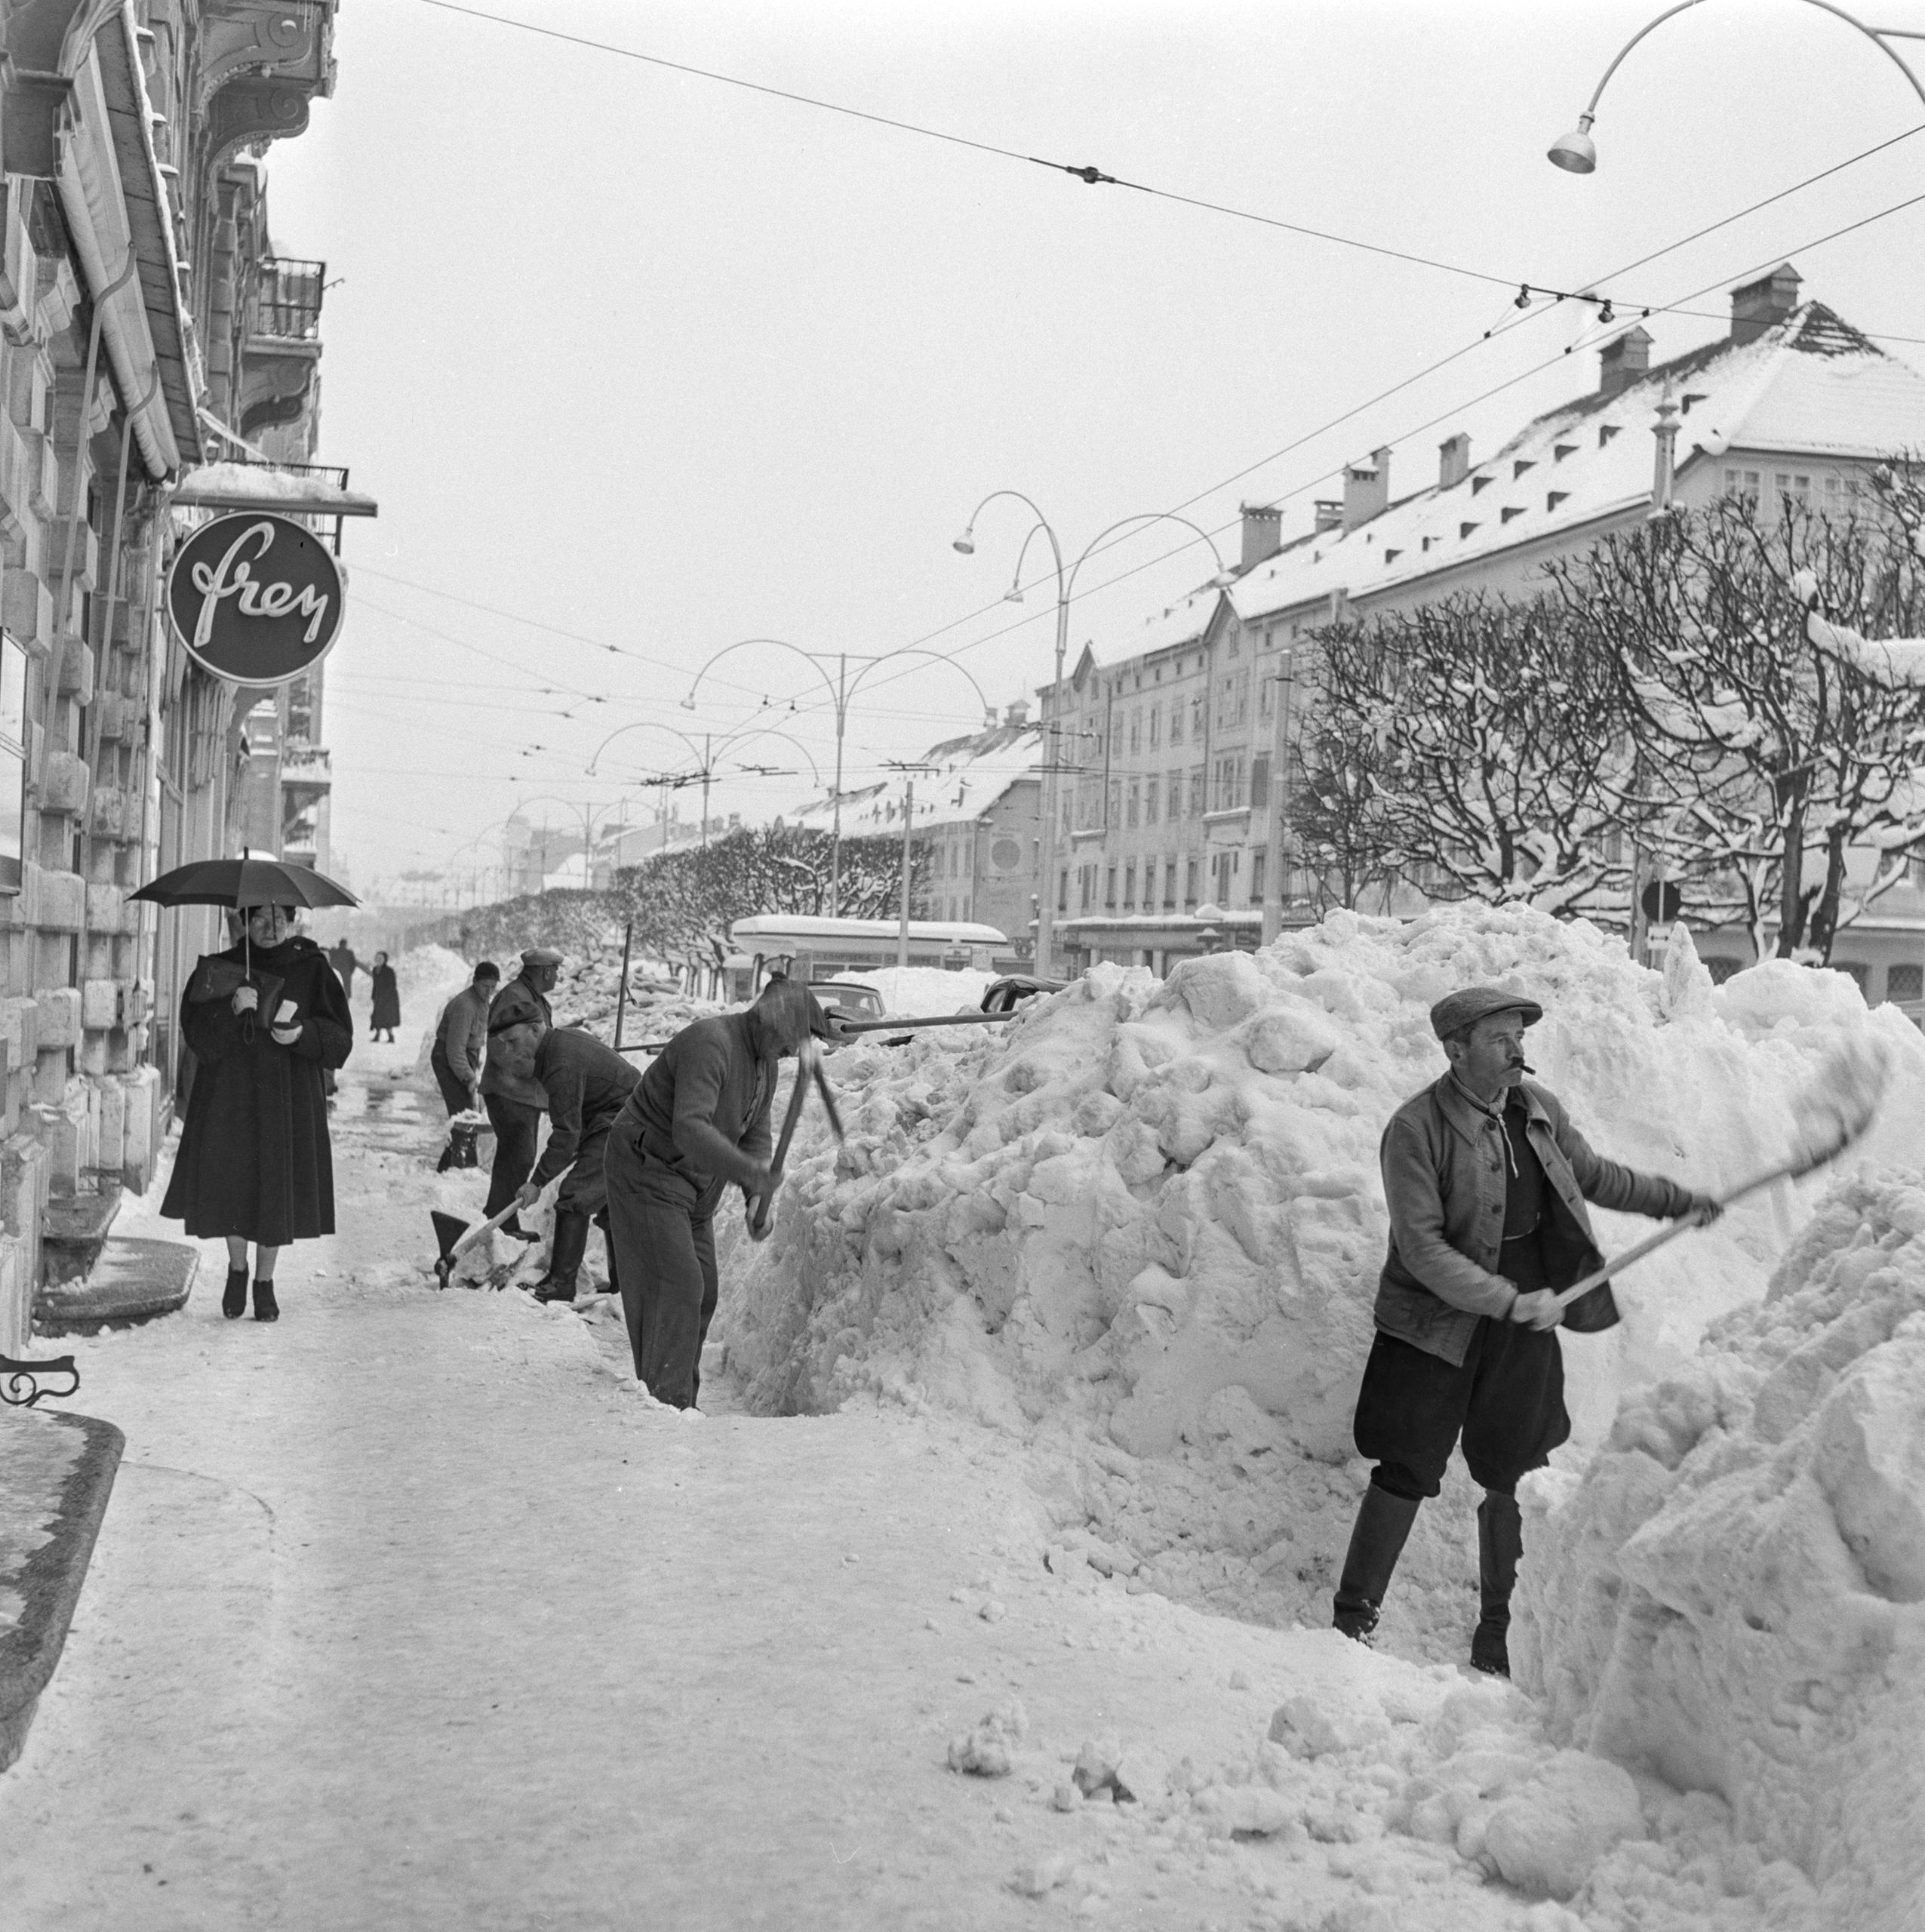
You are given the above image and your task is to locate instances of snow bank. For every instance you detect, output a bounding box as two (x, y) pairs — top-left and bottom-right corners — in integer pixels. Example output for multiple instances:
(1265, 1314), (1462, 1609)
(1514, 1168), (1925, 1928)
(547, 940), (724, 1047)
(829, 965), (995, 1016)
(721, 905), (1925, 1649)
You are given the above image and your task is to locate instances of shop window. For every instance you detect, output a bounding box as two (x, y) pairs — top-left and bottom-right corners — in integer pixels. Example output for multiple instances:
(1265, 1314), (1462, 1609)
(1887, 963), (1922, 1001)
(1702, 958), (1743, 986)
(0, 636), (26, 894)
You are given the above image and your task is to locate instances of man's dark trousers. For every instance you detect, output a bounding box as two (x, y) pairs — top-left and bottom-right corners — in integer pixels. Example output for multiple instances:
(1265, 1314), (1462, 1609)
(547, 1120), (618, 1287)
(605, 1128), (718, 1410)
(429, 1044), (472, 1118)
(483, 1093), (543, 1226)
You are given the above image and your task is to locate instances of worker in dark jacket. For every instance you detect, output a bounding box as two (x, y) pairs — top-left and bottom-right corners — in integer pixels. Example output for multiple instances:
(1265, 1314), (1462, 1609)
(478, 947), (561, 1240)
(1331, 985), (1721, 1675)
(604, 979), (819, 1408)
(431, 961), (500, 1118)
(486, 1020), (641, 1303)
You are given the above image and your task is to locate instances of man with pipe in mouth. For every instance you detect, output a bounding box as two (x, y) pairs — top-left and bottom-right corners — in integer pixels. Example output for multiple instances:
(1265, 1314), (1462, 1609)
(484, 1017), (641, 1305)
(1330, 986), (1722, 1675)
(604, 978), (831, 1410)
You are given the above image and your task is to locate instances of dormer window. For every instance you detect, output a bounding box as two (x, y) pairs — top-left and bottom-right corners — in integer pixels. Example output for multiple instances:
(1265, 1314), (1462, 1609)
(1383, 548), (1401, 564)
(1501, 506), (1524, 523)
(1513, 459), (1536, 479)
(1681, 392), (1709, 415)
(1547, 490), (1570, 511)
(1553, 443), (1576, 462)
(1460, 521), (1479, 540)
(1471, 474), (1493, 494)
(1599, 424), (1620, 447)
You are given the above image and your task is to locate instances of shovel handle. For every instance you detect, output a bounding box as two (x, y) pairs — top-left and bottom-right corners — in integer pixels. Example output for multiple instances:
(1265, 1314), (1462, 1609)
(448, 1198), (526, 1262)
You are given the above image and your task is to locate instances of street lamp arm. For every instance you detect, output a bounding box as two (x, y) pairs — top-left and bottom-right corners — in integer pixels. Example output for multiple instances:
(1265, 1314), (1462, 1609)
(683, 637), (837, 714)
(586, 718), (706, 777)
(955, 490), (1066, 590)
(707, 722), (823, 786)
(846, 646), (993, 719)
(1064, 511), (1234, 600)
(1555, 0), (1925, 171)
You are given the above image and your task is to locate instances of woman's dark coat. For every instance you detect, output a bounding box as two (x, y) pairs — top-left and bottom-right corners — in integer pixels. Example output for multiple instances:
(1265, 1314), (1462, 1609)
(369, 962), (401, 1031)
(161, 936), (353, 1244)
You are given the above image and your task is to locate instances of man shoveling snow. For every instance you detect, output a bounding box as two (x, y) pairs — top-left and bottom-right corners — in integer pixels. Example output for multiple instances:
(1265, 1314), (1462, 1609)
(1332, 985), (1721, 1674)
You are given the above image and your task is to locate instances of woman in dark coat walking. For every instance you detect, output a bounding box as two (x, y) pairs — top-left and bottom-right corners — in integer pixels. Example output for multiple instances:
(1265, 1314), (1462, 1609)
(369, 950), (401, 1043)
(161, 904), (354, 1321)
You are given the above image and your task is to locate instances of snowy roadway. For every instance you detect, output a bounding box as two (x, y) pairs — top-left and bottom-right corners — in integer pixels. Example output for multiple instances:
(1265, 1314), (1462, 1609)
(0, 1033), (1541, 1932)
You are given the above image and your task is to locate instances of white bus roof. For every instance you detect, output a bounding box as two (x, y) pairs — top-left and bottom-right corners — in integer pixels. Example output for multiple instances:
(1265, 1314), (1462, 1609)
(730, 914), (1008, 946)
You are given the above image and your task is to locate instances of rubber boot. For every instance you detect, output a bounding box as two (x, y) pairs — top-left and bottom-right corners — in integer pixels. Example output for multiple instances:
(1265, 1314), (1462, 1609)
(534, 1210), (588, 1303)
(1471, 1491), (1523, 1676)
(222, 1267), (248, 1319)
(253, 1279), (280, 1323)
(1331, 1484), (1421, 1642)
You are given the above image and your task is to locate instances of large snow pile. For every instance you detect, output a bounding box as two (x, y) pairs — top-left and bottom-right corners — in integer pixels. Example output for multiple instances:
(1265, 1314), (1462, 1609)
(719, 905), (1925, 1654)
(1514, 1168), (1925, 1929)
(544, 940), (724, 1047)
(829, 965), (996, 1016)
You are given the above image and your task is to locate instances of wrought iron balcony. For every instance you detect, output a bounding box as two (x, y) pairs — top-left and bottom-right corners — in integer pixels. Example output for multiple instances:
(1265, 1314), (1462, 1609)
(248, 256), (325, 343)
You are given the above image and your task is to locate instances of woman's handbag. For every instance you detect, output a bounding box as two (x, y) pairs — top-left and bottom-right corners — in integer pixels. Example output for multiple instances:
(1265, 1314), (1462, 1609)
(186, 956), (285, 1044)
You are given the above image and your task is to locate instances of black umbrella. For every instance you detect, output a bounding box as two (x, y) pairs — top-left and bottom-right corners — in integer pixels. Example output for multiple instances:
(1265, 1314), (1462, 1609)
(129, 856), (358, 911)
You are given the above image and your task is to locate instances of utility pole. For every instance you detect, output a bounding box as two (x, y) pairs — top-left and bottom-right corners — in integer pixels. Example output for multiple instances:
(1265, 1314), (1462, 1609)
(897, 778), (914, 971)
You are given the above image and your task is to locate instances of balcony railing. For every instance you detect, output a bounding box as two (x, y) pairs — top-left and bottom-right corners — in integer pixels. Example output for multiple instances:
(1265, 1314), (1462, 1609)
(249, 256), (325, 342)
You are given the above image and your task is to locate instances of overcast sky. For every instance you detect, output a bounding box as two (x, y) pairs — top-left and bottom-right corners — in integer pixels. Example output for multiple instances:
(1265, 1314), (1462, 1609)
(261, 0), (1925, 897)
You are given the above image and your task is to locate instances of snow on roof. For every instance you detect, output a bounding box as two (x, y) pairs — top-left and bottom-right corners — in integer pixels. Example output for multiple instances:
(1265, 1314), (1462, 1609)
(1228, 300), (1925, 624)
(730, 914), (1007, 946)
(171, 460), (380, 517)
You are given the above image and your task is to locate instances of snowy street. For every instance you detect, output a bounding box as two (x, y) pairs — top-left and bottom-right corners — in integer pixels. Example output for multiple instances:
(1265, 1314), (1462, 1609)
(0, 1029), (1502, 1932)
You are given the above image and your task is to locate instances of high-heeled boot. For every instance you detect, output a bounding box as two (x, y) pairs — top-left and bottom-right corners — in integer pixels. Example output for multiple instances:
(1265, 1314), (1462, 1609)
(253, 1279), (280, 1323)
(222, 1267), (248, 1319)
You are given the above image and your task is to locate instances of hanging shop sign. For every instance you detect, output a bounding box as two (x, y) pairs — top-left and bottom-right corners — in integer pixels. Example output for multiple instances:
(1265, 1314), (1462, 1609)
(166, 512), (345, 685)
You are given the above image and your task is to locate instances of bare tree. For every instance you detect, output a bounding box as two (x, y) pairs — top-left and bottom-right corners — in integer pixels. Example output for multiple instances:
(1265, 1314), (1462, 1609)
(1550, 497), (1925, 962)
(1310, 595), (1637, 919)
(1287, 688), (1407, 914)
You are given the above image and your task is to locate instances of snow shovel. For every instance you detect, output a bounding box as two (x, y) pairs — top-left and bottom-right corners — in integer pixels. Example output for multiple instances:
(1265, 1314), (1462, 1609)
(745, 1042), (844, 1238)
(1551, 1036), (1893, 1323)
(431, 1199), (526, 1289)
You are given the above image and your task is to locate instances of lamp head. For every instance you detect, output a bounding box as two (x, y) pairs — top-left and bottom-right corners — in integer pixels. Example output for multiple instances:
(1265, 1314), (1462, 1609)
(1548, 115), (1597, 174)
(1206, 569), (1236, 590)
(679, 694), (698, 711)
(952, 531), (976, 555)
(1003, 585), (1024, 604)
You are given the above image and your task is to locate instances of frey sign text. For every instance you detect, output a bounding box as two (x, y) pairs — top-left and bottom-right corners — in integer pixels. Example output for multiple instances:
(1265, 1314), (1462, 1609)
(167, 513), (346, 686)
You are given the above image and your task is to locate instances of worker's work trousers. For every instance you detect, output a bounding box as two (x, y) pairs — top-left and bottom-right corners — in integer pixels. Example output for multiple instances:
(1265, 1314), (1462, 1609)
(482, 1094), (543, 1224)
(604, 1131), (719, 1410)
(555, 1122), (615, 1219)
(1351, 1318), (1569, 1501)
(429, 1045), (473, 1118)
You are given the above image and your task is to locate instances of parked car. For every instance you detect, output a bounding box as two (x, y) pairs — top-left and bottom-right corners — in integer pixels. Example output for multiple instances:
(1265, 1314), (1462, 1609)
(979, 974), (1069, 1014)
(809, 980), (885, 1034)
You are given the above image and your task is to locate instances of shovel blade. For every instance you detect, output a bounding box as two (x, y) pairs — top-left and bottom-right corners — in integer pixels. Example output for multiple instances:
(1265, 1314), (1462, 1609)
(432, 1210), (471, 1261)
(1560, 1278), (1621, 1334)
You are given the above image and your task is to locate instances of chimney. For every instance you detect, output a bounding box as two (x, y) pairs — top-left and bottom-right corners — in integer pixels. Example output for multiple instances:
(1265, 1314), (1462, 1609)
(1004, 697), (1029, 728)
(1729, 262), (1801, 345)
(1312, 500), (1343, 533)
(1438, 432), (1471, 490)
(1342, 446), (1391, 531)
(1598, 326), (1653, 398)
(1238, 502), (1282, 573)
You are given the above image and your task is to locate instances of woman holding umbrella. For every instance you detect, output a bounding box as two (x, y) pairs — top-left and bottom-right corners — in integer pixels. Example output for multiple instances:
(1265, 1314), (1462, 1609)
(139, 858), (357, 1323)
(368, 951), (401, 1043)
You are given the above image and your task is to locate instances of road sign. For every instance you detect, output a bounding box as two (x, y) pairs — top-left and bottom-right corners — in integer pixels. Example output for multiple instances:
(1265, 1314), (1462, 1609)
(1640, 879), (1682, 923)
(167, 512), (345, 686)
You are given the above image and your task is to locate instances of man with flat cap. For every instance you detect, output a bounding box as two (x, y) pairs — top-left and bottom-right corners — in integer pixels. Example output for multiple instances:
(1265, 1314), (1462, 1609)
(604, 977), (827, 1409)
(484, 1018), (640, 1303)
(479, 946), (563, 1241)
(1330, 984), (1721, 1675)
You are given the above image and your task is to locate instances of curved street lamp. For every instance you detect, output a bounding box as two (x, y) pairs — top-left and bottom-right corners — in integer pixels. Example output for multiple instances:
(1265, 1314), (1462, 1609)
(506, 792), (635, 892)
(586, 717), (823, 852)
(1548, 0), (1925, 173)
(680, 638), (994, 914)
(950, 497), (1235, 979)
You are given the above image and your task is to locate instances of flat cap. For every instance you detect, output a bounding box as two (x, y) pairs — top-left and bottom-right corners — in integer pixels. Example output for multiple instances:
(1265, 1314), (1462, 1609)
(1430, 984), (1543, 1041)
(521, 946), (564, 968)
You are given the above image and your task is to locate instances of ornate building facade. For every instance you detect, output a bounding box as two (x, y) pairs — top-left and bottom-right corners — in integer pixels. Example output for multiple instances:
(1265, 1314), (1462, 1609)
(0, 0), (349, 1347)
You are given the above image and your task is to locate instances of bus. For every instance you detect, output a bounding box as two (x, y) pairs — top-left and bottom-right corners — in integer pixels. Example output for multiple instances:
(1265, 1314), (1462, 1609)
(726, 913), (1007, 998)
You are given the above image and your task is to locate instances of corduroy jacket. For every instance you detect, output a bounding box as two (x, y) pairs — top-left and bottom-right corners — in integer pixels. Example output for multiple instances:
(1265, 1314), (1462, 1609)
(1375, 1074), (1693, 1366)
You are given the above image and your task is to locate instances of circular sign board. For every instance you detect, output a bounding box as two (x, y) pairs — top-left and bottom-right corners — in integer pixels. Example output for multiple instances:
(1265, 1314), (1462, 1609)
(167, 512), (346, 685)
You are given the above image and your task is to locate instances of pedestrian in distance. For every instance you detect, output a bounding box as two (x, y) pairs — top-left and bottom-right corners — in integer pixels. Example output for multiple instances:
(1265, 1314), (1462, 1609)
(479, 946), (563, 1241)
(368, 950), (401, 1043)
(431, 960), (499, 1118)
(1330, 986), (1722, 1675)
(327, 937), (358, 999)
(160, 903), (354, 1321)
(487, 1019), (641, 1303)
(604, 977), (822, 1408)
